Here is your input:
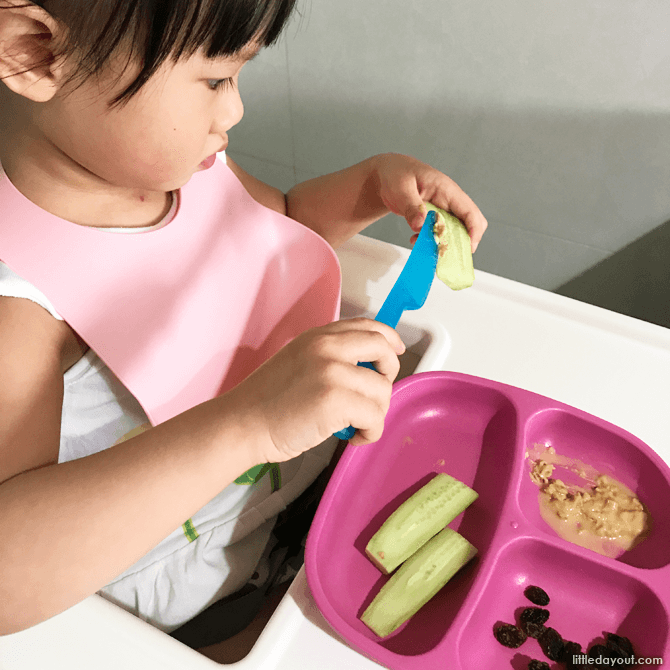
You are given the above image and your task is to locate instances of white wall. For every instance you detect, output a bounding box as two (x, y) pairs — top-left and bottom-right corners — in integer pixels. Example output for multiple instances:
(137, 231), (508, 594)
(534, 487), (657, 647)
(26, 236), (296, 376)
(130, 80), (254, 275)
(228, 0), (670, 291)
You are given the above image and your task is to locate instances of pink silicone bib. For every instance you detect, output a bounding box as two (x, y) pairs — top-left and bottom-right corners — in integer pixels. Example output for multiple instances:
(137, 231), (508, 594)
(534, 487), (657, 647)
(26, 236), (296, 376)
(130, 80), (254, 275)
(0, 159), (341, 425)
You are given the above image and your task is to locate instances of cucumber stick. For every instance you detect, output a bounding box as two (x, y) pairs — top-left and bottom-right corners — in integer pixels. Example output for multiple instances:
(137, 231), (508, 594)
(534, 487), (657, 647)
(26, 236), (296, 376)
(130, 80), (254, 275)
(361, 527), (477, 638)
(365, 473), (478, 574)
(425, 202), (474, 291)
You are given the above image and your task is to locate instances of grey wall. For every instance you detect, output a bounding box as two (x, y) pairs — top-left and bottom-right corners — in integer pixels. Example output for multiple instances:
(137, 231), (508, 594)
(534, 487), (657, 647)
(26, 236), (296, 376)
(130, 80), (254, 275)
(229, 0), (670, 322)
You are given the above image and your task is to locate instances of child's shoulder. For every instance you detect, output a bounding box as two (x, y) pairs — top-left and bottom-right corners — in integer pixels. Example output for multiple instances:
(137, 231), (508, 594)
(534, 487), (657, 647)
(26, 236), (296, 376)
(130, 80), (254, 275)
(0, 261), (64, 321)
(0, 289), (84, 376)
(0, 260), (88, 375)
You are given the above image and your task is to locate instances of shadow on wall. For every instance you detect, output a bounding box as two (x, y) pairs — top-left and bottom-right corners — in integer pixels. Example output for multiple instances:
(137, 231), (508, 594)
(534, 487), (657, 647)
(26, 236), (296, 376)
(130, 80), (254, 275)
(555, 219), (670, 330)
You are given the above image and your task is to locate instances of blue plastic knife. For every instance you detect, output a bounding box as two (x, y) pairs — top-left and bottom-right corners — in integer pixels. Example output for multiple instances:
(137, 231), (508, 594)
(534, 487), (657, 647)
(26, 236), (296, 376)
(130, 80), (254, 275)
(334, 210), (439, 440)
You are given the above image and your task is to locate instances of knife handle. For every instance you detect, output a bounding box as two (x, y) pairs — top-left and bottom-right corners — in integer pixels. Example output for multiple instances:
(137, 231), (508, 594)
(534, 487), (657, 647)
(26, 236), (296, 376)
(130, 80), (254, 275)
(333, 361), (377, 440)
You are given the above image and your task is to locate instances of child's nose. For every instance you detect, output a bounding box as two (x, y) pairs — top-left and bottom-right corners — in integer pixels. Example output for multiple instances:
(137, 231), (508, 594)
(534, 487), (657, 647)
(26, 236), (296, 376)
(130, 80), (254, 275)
(216, 90), (244, 133)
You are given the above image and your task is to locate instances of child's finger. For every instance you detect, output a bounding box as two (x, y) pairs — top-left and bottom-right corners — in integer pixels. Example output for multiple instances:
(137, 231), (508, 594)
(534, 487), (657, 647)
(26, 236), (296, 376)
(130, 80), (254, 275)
(349, 419), (385, 446)
(327, 317), (406, 356)
(405, 202), (427, 233)
(458, 207), (488, 253)
(359, 340), (401, 386)
(431, 187), (488, 253)
(385, 175), (427, 233)
(333, 386), (388, 447)
(320, 329), (401, 386)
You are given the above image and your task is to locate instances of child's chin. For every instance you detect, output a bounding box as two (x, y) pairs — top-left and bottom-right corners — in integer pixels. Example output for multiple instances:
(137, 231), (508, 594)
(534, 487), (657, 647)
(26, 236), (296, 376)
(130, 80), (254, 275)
(169, 169), (199, 188)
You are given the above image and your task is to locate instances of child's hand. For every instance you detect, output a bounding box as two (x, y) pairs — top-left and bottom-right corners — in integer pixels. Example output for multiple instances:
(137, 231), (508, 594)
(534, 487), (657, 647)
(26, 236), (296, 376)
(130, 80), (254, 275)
(227, 318), (405, 464)
(373, 153), (488, 253)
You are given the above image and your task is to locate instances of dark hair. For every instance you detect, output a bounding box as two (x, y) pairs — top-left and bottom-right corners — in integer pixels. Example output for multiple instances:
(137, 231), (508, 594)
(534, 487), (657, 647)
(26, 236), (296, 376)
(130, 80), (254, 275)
(3, 0), (298, 107)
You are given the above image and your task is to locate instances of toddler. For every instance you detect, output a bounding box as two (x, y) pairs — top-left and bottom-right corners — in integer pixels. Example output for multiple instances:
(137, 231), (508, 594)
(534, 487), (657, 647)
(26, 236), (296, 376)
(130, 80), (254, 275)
(0, 0), (487, 646)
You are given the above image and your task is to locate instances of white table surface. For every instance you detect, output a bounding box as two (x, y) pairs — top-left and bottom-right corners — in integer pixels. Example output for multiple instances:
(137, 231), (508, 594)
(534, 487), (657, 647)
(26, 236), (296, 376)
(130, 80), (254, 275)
(2, 234), (669, 670)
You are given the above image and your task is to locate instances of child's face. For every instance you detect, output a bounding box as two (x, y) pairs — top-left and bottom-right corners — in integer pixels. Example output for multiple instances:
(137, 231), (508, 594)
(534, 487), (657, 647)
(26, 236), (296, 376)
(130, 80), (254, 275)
(39, 46), (257, 192)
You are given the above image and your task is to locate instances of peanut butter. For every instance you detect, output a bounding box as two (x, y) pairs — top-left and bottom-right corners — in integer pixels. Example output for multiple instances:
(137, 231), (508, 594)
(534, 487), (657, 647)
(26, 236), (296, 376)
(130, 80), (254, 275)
(528, 444), (649, 558)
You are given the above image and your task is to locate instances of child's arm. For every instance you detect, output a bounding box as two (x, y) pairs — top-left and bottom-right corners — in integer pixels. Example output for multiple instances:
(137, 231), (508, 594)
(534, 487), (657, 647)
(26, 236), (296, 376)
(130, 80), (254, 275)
(0, 296), (403, 634)
(226, 153), (487, 252)
(285, 153), (488, 251)
(0, 297), (265, 634)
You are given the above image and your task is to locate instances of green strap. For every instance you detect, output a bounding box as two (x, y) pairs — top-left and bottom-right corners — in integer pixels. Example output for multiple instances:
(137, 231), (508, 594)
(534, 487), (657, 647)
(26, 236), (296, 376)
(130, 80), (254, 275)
(235, 462), (282, 488)
(182, 464), (283, 544)
(182, 518), (199, 543)
(235, 463), (271, 485)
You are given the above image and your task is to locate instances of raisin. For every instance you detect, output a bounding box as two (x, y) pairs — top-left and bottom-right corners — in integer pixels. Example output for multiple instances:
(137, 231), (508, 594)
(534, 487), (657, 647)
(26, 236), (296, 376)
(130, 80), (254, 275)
(528, 661), (550, 670)
(589, 643), (621, 667)
(521, 621), (545, 639)
(520, 607), (550, 626)
(563, 641), (585, 670)
(494, 622), (527, 648)
(524, 585), (550, 606)
(589, 643), (618, 659)
(538, 626), (564, 661)
(605, 632), (635, 660)
(563, 640), (582, 656)
(561, 640), (582, 663)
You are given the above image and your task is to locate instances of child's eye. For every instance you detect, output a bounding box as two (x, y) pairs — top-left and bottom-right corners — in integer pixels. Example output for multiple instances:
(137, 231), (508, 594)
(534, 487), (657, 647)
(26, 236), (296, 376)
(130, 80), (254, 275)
(207, 78), (234, 92)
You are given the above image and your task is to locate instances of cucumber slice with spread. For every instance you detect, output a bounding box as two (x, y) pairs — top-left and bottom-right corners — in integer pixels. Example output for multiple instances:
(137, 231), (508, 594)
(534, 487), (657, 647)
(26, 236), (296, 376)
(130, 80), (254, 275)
(425, 202), (474, 291)
(365, 473), (478, 574)
(361, 527), (477, 638)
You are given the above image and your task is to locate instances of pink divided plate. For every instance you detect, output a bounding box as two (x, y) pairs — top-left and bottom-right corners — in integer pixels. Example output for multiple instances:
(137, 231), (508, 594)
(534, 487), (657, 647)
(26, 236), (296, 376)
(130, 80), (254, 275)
(305, 371), (670, 669)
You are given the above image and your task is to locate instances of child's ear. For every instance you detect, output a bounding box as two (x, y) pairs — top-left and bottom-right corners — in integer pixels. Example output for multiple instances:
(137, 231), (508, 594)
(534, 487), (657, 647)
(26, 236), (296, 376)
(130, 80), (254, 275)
(0, 1), (68, 102)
